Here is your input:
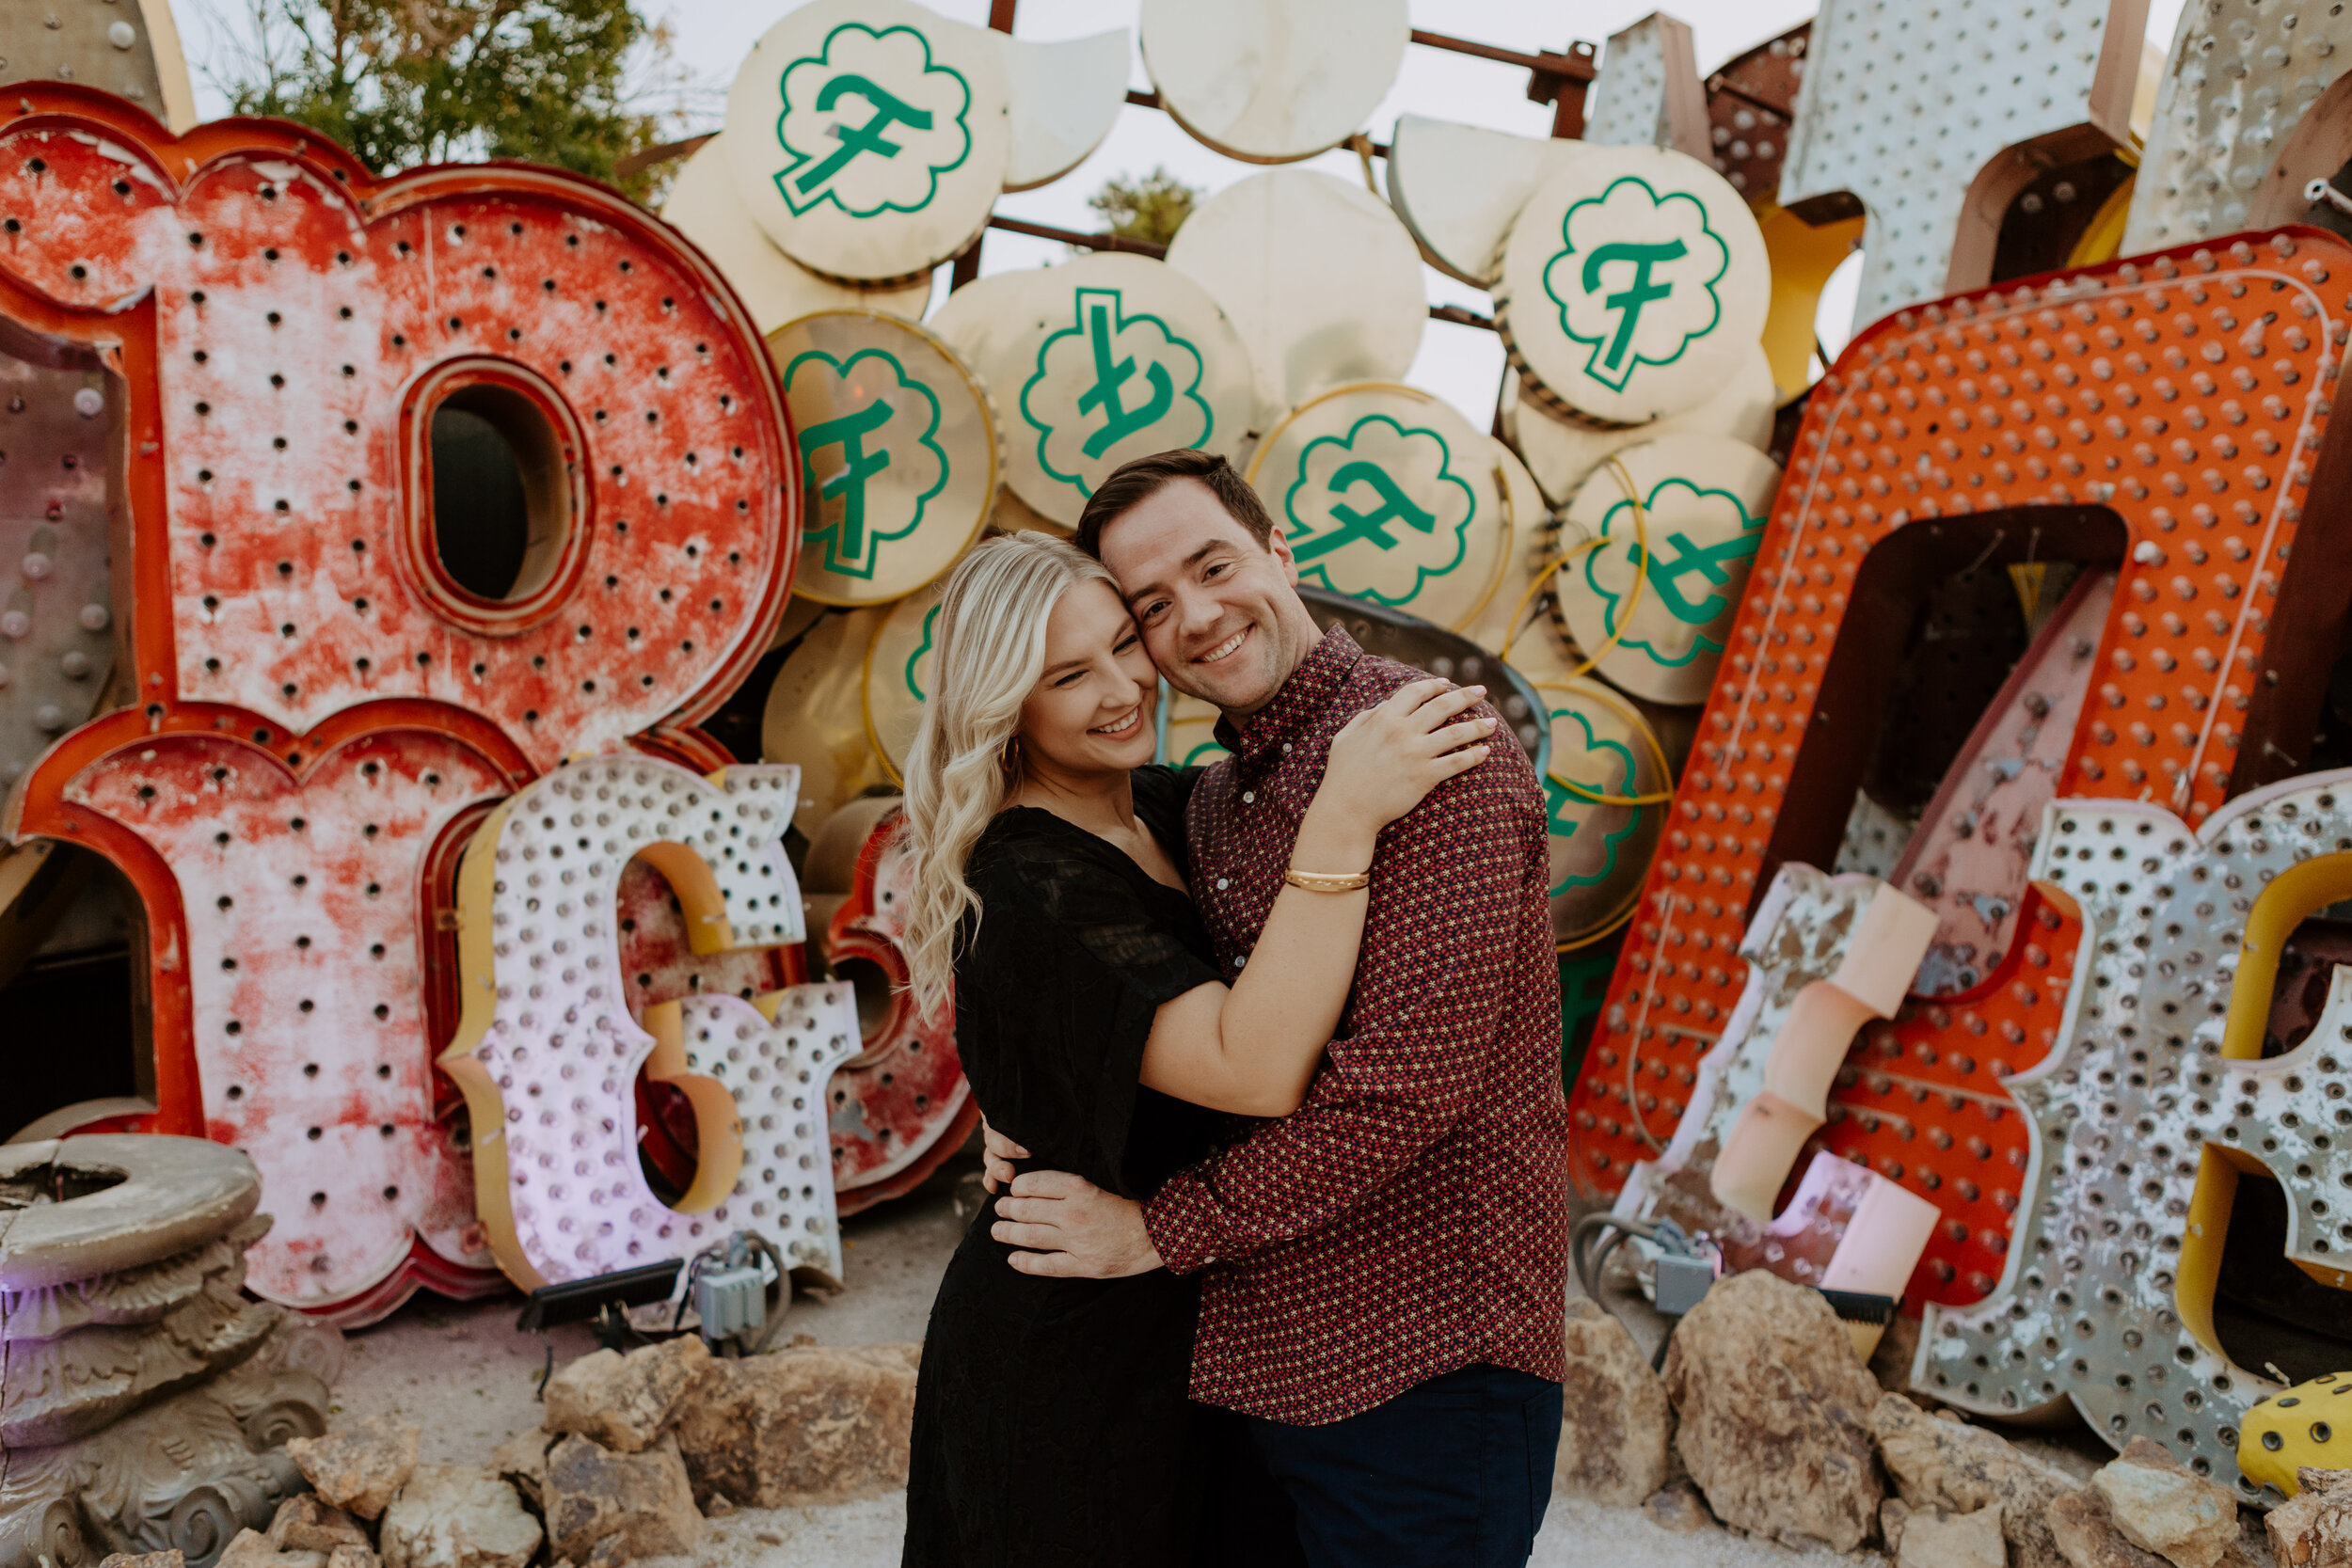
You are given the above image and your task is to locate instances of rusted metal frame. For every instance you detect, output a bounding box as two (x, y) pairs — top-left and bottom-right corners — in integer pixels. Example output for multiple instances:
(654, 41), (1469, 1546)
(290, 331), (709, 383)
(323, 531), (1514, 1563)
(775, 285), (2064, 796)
(1707, 78), (1794, 123)
(1408, 27), (1596, 82)
(988, 213), (1168, 257)
(949, 0), (1025, 293)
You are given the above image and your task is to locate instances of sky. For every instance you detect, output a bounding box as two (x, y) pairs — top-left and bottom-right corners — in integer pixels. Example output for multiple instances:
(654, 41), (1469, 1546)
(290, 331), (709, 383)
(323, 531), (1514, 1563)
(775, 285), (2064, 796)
(180, 0), (2200, 431)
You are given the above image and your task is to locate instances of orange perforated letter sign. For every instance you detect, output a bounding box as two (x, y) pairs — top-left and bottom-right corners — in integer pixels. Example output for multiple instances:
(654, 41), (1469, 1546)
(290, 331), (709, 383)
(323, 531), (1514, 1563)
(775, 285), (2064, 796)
(1574, 229), (2352, 1312)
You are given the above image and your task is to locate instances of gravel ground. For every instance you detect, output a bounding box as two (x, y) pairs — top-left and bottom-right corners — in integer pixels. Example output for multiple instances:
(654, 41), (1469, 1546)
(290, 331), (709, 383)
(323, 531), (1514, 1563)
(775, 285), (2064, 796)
(335, 1150), (2084, 1567)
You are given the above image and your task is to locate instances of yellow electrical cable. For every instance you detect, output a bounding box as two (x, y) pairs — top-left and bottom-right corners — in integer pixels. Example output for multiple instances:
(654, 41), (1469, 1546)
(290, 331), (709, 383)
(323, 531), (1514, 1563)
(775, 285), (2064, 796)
(858, 616), (908, 791)
(1557, 901), (1638, 954)
(1550, 775), (1677, 807)
(1535, 677), (1677, 810)
(1447, 459), (1517, 632)
(1499, 454), (1654, 683)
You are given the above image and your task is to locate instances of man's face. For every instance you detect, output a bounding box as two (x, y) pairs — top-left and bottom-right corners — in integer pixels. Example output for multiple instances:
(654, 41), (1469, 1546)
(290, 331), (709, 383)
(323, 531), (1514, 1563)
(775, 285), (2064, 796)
(1096, 479), (1318, 719)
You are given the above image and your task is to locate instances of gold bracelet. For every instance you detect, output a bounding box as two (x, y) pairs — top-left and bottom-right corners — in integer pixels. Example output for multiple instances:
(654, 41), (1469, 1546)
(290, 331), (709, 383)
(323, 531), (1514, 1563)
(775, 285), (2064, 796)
(1284, 867), (1371, 894)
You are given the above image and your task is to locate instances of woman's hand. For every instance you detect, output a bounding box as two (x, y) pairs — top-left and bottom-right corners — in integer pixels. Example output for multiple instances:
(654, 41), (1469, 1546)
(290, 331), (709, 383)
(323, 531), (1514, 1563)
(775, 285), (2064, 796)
(1311, 679), (1495, 839)
(978, 1116), (1028, 1192)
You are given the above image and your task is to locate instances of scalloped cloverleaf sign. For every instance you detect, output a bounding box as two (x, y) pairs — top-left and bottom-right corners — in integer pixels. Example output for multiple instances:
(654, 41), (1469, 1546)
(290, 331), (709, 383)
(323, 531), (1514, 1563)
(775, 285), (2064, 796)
(775, 24), (976, 220)
(1284, 413), (1476, 607)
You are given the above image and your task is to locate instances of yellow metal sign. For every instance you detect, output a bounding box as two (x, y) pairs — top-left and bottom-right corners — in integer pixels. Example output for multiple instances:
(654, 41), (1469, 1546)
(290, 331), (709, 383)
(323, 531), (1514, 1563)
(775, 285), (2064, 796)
(862, 588), (940, 780)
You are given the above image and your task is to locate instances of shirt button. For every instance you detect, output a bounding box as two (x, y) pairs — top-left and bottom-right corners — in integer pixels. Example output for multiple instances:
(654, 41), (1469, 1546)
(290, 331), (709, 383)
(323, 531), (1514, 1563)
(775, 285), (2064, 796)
(1216, 878), (1229, 890)
(1281, 742), (1293, 753)
(1233, 955), (1248, 969)
(1242, 790), (1256, 803)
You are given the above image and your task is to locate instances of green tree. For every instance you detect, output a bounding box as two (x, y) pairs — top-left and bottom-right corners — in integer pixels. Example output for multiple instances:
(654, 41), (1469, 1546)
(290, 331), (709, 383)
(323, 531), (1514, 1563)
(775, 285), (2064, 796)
(1086, 166), (1200, 249)
(215, 0), (690, 201)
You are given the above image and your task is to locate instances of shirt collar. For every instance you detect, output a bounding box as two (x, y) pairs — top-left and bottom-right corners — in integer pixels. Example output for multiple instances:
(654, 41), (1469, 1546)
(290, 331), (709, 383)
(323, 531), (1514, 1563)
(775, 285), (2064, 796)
(1211, 626), (1363, 764)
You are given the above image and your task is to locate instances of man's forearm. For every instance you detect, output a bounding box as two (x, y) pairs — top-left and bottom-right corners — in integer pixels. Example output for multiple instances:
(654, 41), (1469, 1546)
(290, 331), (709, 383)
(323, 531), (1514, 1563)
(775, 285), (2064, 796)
(1141, 1085), (1465, 1272)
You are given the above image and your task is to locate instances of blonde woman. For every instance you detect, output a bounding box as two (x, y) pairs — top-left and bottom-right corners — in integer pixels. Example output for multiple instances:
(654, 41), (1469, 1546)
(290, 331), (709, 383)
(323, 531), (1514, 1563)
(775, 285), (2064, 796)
(896, 531), (1493, 1568)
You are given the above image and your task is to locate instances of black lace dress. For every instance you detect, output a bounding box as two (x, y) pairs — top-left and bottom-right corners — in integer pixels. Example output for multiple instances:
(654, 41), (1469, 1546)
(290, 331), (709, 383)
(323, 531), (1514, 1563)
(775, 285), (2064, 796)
(902, 766), (1229, 1568)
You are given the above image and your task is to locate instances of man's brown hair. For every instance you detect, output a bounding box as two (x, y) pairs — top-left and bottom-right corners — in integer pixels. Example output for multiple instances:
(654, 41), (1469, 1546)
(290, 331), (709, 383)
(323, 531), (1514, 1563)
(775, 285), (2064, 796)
(1072, 448), (1276, 560)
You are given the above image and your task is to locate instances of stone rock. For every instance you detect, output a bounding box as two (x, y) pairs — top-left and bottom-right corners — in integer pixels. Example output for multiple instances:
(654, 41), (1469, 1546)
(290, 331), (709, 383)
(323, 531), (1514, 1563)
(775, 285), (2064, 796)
(543, 1336), (710, 1455)
(583, 1536), (628, 1568)
(216, 1533), (314, 1568)
(487, 1429), (555, 1513)
(670, 1342), (920, 1509)
(1871, 1314), (1924, 1397)
(379, 1465), (542, 1568)
(1873, 1392), (2077, 1568)
(268, 1497), (371, 1552)
(325, 1550), (379, 1568)
(1660, 1270), (1884, 1551)
(1899, 1504), (2007, 1568)
(99, 1556), (185, 1568)
(214, 1533), (269, 1568)
(1883, 1498), (1915, 1556)
(1643, 1479), (1710, 1533)
(2050, 1486), (2169, 1568)
(2091, 1437), (2240, 1568)
(702, 1493), (734, 1519)
(2267, 1467), (2352, 1566)
(541, 1433), (705, 1565)
(1556, 1298), (1673, 1507)
(284, 1416), (421, 1522)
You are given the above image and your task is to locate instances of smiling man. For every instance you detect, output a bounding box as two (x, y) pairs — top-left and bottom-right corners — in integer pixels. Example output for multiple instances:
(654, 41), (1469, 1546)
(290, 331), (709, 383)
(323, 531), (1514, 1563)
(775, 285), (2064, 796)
(984, 449), (1573, 1566)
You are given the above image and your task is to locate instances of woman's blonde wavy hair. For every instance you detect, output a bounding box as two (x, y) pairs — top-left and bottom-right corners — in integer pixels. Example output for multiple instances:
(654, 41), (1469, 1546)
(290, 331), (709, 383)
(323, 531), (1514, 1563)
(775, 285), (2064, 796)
(899, 531), (1120, 1017)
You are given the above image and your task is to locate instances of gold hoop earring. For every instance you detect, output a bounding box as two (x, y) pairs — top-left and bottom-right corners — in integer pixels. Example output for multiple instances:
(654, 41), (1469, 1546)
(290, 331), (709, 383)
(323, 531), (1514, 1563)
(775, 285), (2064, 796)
(1000, 733), (1024, 778)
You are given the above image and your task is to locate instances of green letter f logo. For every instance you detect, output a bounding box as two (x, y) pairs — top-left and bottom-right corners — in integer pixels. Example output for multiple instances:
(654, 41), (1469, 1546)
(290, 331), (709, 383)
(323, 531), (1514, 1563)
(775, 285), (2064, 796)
(800, 397), (895, 575)
(787, 74), (935, 199)
(1294, 461), (1437, 563)
(1581, 239), (1688, 378)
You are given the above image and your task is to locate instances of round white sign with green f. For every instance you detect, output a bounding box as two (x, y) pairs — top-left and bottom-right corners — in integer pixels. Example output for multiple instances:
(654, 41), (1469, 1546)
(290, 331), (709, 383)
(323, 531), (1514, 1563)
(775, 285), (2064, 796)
(1246, 382), (1510, 631)
(724, 0), (1011, 283)
(1495, 146), (1769, 427)
(770, 310), (1000, 607)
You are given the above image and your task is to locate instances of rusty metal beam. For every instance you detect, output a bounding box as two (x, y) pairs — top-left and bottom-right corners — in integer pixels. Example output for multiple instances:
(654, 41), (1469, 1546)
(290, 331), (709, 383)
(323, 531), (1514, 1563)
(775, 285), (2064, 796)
(980, 216), (1498, 330)
(614, 132), (713, 182)
(1408, 28), (1596, 80)
(986, 213), (1169, 256)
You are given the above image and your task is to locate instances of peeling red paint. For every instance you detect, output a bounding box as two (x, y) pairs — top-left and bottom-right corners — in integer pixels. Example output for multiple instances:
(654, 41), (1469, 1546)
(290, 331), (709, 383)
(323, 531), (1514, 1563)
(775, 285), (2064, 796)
(0, 89), (802, 1317)
(823, 805), (977, 1211)
(60, 721), (515, 1307)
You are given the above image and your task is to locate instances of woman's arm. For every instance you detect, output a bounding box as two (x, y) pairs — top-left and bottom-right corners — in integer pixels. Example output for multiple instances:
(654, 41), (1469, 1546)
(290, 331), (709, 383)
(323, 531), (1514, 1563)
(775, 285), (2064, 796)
(1136, 680), (1495, 1117)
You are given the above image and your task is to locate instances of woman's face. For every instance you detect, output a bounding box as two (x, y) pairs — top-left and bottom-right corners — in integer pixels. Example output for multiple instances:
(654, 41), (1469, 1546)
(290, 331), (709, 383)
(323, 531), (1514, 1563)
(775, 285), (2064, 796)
(1017, 578), (1160, 782)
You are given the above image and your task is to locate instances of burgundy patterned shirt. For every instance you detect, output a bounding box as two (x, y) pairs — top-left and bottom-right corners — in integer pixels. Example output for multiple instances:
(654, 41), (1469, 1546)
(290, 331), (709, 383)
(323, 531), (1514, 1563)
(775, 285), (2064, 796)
(1142, 627), (1571, 1425)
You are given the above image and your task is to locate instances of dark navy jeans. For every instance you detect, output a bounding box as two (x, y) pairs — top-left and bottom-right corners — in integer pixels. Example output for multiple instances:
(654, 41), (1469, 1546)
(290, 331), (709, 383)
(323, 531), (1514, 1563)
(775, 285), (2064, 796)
(1210, 1364), (1564, 1567)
